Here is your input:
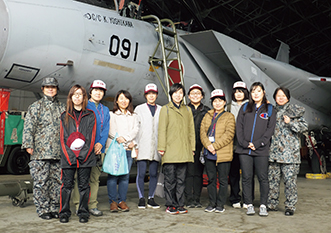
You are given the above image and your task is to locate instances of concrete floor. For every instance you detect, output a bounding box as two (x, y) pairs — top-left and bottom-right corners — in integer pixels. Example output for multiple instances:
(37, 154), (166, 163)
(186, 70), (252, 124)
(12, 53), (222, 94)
(0, 161), (330, 233)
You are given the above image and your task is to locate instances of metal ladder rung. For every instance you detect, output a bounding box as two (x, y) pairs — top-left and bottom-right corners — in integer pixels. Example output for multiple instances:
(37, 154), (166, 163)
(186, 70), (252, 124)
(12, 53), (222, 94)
(162, 29), (176, 37)
(141, 15), (184, 102)
(149, 57), (163, 62)
(155, 27), (176, 37)
(167, 66), (181, 72)
(165, 47), (178, 53)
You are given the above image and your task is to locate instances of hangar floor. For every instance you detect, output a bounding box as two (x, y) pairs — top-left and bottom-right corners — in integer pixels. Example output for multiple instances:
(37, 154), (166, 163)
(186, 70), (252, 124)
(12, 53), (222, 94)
(0, 160), (330, 233)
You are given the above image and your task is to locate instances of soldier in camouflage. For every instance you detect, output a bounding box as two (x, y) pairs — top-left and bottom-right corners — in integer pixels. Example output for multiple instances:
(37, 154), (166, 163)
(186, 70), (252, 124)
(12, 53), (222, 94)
(22, 77), (66, 220)
(268, 87), (308, 216)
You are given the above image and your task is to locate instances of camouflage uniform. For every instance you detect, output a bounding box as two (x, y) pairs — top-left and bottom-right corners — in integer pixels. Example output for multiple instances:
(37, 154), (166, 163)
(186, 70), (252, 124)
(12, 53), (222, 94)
(22, 95), (66, 216)
(268, 103), (308, 211)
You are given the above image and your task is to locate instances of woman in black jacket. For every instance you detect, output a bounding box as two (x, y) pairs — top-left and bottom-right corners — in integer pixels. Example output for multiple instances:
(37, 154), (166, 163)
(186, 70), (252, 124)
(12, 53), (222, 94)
(185, 84), (210, 208)
(236, 82), (276, 217)
(59, 85), (97, 223)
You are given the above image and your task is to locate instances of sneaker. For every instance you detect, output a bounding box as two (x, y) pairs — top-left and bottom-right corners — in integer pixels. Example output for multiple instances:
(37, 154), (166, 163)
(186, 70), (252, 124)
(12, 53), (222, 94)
(246, 204), (255, 215)
(243, 203), (248, 209)
(50, 212), (59, 218)
(89, 208), (103, 216)
(118, 201), (130, 212)
(215, 206), (225, 213)
(59, 216), (69, 223)
(232, 202), (241, 209)
(147, 198), (160, 209)
(285, 209), (294, 216)
(195, 202), (202, 208)
(204, 206), (216, 213)
(186, 202), (196, 208)
(178, 207), (188, 214)
(166, 207), (179, 215)
(138, 198), (146, 209)
(39, 213), (52, 220)
(259, 205), (268, 216)
(79, 216), (88, 223)
(110, 201), (119, 213)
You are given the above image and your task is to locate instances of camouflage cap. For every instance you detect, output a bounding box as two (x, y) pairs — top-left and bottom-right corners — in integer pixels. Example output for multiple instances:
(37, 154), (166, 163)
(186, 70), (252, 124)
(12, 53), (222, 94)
(41, 77), (59, 87)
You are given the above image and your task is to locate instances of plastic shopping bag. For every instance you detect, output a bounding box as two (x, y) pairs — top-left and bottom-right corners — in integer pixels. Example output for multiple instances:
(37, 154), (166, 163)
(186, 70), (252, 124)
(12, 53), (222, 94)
(154, 170), (165, 198)
(102, 133), (129, 176)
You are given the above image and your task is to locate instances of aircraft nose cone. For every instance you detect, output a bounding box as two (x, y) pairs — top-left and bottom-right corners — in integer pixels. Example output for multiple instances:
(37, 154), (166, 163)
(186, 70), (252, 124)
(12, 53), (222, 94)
(0, 0), (9, 62)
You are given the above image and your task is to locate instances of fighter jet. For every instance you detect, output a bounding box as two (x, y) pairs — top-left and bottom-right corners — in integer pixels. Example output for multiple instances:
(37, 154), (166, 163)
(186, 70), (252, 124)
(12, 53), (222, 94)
(0, 0), (330, 130)
(1, 0), (330, 201)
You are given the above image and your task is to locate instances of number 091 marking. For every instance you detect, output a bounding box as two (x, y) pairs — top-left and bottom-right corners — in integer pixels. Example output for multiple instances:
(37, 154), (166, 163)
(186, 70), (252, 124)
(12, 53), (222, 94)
(109, 35), (138, 62)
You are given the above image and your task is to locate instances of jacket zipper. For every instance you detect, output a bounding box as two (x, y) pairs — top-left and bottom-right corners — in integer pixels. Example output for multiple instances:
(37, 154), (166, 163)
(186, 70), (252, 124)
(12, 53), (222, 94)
(249, 104), (263, 155)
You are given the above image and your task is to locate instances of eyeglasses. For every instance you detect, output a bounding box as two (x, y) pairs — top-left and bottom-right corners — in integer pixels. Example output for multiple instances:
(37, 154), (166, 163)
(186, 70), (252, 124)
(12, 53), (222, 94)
(73, 93), (83, 97)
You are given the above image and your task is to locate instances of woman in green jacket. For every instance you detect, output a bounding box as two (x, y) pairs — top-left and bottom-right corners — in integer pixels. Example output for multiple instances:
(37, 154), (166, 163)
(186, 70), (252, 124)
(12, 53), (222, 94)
(158, 83), (195, 215)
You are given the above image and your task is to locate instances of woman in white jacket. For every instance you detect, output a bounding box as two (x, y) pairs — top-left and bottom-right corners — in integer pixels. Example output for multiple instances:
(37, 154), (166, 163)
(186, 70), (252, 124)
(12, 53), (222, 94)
(134, 83), (162, 209)
(105, 90), (139, 213)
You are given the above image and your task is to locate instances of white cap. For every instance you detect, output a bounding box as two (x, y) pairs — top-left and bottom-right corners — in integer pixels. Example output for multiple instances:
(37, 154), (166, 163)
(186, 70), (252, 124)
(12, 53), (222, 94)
(70, 138), (85, 151)
(210, 89), (225, 99)
(66, 132), (86, 157)
(145, 83), (158, 94)
(233, 81), (247, 89)
(90, 80), (107, 91)
(189, 84), (203, 92)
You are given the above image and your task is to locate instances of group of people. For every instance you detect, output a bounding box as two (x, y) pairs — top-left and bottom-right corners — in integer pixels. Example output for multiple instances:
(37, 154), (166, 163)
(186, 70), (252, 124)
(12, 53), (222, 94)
(22, 76), (307, 224)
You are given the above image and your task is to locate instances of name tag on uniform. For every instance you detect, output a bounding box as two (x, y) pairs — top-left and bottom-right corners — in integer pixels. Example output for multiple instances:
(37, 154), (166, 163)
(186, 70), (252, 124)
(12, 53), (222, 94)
(209, 136), (215, 142)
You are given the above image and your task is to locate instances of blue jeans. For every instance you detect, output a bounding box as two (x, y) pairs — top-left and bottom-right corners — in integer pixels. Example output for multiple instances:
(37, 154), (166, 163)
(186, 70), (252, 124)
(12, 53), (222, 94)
(107, 151), (133, 203)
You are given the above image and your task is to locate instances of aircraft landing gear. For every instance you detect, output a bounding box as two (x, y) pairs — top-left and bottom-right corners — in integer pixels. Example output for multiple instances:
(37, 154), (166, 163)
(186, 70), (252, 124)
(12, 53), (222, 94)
(309, 149), (327, 174)
(0, 180), (32, 207)
(306, 128), (330, 174)
(11, 196), (27, 207)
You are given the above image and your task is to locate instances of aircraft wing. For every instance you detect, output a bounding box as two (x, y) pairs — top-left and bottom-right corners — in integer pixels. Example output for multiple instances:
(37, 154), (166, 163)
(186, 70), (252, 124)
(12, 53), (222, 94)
(308, 77), (331, 92)
(179, 30), (241, 98)
(250, 57), (331, 115)
(181, 30), (331, 122)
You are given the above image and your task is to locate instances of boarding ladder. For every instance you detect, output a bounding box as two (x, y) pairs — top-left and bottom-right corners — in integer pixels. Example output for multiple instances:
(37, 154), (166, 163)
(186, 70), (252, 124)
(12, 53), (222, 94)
(141, 15), (184, 102)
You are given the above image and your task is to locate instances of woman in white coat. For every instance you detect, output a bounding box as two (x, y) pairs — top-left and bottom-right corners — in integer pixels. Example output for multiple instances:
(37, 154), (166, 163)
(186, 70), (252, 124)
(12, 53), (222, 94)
(134, 83), (162, 209)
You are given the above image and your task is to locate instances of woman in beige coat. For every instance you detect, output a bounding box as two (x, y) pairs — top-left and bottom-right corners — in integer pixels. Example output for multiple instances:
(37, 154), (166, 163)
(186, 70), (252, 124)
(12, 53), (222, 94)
(105, 90), (139, 213)
(158, 83), (195, 215)
(200, 89), (235, 213)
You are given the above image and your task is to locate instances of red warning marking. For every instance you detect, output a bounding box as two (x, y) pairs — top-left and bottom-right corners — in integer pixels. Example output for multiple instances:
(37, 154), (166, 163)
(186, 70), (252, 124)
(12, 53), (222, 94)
(167, 60), (184, 86)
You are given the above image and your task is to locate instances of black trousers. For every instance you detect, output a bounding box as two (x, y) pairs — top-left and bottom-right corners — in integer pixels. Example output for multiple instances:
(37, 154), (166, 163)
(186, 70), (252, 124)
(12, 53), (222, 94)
(229, 153), (241, 204)
(59, 167), (91, 218)
(229, 153), (255, 204)
(163, 163), (187, 208)
(184, 148), (204, 204)
(205, 159), (231, 208)
(239, 154), (268, 205)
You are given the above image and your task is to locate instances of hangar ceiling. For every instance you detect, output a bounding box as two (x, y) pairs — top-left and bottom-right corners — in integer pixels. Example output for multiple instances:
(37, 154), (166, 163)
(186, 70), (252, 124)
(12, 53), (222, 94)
(141, 0), (331, 77)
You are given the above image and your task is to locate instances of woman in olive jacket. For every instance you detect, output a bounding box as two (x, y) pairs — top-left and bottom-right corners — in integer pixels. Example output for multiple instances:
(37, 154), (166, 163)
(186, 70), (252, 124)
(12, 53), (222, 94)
(158, 83), (195, 215)
(200, 89), (235, 213)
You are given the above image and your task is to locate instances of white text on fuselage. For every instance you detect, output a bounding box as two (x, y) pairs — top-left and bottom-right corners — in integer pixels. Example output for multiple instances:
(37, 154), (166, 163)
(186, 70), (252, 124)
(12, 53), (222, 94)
(84, 13), (134, 28)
